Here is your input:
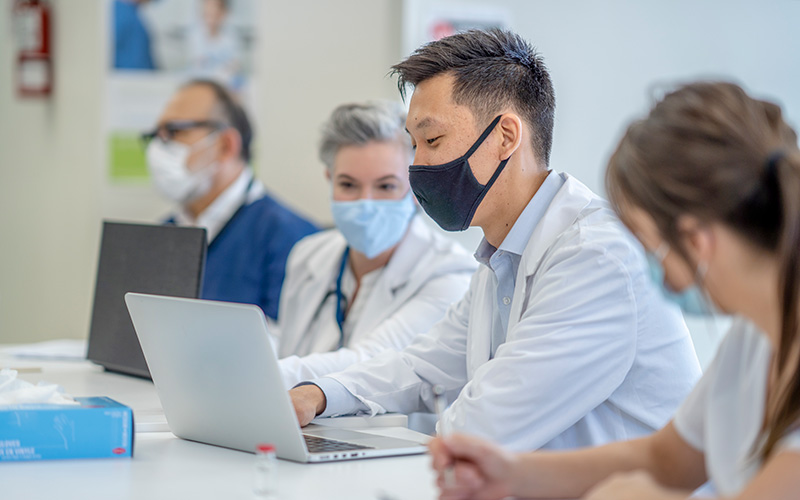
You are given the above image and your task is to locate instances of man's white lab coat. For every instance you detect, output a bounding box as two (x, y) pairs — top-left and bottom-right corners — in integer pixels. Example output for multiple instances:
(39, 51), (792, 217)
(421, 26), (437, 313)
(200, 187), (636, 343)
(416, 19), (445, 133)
(324, 174), (702, 451)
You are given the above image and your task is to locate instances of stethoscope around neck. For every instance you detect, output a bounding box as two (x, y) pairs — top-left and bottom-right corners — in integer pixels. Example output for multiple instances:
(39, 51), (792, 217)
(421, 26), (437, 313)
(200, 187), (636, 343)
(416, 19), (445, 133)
(309, 247), (350, 349)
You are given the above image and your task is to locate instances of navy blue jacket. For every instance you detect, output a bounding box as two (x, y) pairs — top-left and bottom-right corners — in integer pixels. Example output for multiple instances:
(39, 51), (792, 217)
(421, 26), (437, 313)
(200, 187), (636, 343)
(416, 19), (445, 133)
(169, 194), (318, 320)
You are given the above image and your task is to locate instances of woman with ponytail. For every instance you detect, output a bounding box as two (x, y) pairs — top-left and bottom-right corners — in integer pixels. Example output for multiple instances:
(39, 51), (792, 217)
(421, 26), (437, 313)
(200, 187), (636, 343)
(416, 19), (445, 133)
(428, 81), (800, 500)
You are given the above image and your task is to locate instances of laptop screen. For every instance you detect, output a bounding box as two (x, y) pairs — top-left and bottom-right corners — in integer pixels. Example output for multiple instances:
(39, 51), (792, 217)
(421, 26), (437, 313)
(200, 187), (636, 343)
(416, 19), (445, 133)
(86, 221), (206, 378)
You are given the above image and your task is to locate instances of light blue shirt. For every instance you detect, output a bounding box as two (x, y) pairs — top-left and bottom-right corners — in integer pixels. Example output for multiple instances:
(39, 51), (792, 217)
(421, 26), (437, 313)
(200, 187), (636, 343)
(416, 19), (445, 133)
(475, 170), (564, 357)
(311, 171), (565, 418)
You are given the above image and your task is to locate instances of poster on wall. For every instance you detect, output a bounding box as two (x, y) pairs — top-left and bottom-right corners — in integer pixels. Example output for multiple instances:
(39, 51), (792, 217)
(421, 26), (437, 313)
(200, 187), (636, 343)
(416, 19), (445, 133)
(107, 0), (258, 182)
(401, 1), (512, 59)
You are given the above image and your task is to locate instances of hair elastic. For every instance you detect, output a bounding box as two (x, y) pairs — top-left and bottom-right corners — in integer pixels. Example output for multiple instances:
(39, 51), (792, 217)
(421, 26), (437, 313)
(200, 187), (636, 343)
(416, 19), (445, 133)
(765, 150), (785, 177)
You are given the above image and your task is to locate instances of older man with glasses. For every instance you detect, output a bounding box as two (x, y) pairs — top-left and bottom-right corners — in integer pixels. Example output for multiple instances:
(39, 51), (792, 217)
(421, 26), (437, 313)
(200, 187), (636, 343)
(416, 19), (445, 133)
(142, 79), (318, 321)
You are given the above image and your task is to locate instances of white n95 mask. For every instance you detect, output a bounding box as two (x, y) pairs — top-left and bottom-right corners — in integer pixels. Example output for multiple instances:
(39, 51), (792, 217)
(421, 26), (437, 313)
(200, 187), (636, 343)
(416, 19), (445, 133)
(146, 133), (220, 204)
(331, 191), (416, 259)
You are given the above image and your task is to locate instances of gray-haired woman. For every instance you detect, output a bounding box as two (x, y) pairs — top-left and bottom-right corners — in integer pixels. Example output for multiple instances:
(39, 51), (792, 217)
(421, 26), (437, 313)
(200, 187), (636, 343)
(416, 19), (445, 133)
(273, 100), (477, 388)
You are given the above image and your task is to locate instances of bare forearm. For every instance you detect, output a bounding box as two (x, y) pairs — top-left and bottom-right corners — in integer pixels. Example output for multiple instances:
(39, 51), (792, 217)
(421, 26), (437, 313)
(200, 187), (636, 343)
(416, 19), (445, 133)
(508, 424), (705, 498)
(509, 438), (652, 498)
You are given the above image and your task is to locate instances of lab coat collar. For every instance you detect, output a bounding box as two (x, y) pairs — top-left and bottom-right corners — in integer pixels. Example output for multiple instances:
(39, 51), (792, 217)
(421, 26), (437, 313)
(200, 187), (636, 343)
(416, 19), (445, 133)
(474, 170), (562, 268)
(381, 214), (433, 292)
(304, 231), (348, 283)
(502, 173), (600, 335)
(519, 173), (597, 276)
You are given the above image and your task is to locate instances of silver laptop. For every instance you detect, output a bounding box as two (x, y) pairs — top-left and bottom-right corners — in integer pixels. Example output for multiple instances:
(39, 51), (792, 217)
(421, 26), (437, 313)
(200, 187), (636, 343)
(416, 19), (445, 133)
(124, 292), (427, 463)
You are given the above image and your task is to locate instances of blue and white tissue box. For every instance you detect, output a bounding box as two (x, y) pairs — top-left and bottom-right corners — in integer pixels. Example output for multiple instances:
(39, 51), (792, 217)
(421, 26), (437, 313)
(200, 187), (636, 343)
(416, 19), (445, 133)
(0, 397), (133, 461)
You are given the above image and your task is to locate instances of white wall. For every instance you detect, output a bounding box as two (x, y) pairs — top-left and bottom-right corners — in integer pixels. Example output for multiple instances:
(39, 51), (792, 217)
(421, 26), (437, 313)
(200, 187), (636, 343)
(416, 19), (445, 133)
(255, 0), (404, 224)
(1, 0), (798, 362)
(0, 1), (104, 344)
(507, 0), (800, 195)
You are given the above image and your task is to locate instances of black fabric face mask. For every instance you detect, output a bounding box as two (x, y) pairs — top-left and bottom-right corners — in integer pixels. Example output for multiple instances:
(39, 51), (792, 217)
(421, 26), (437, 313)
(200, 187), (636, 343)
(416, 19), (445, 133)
(408, 115), (510, 231)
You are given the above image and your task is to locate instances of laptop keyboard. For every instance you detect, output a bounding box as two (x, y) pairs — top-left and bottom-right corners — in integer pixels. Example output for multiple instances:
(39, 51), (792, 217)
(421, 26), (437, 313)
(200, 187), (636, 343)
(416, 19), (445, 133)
(303, 434), (375, 453)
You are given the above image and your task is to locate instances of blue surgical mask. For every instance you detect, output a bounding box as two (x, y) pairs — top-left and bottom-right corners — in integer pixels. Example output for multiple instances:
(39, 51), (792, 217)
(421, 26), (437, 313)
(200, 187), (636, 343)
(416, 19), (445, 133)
(331, 191), (416, 259)
(645, 243), (711, 316)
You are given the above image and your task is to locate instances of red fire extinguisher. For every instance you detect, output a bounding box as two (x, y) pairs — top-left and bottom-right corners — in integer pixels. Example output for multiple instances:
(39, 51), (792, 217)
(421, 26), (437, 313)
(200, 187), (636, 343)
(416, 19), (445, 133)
(12, 0), (52, 97)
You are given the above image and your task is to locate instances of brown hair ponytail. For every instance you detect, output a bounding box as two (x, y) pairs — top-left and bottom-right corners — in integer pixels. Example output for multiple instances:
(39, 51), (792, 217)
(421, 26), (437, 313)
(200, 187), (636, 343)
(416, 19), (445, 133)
(605, 81), (800, 460)
(763, 150), (800, 458)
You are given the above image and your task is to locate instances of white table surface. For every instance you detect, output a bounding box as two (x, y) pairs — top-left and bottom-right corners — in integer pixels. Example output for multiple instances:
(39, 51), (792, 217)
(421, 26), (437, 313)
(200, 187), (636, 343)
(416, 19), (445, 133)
(0, 353), (438, 500)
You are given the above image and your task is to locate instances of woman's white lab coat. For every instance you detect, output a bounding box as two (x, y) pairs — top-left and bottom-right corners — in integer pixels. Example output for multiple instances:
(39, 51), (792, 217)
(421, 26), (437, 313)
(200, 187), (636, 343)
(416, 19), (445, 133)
(326, 173), (701, 451)
(274, 215), (477, 388)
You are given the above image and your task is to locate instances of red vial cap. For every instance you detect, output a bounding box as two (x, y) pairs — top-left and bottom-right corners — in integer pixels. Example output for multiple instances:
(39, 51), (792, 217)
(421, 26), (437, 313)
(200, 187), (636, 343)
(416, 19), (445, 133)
(256, 443), (276, 453)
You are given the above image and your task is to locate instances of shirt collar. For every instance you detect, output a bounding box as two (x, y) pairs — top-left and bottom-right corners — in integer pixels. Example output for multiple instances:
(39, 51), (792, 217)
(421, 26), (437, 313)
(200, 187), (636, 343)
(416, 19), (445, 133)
(175, 168), (263, 242)
(474, 170), (564, 266)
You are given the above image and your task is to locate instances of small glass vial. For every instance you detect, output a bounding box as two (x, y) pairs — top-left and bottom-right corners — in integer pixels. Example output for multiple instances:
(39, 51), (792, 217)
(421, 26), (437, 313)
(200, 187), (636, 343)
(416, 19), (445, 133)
(253, 443), (278, 499)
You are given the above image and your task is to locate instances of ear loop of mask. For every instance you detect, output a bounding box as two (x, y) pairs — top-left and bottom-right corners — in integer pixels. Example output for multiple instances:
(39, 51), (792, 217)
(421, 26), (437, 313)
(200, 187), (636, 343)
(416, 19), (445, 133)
(187, 129), (225, 179)
(658, 241), (722, 341)
(191, 129), (224, 157)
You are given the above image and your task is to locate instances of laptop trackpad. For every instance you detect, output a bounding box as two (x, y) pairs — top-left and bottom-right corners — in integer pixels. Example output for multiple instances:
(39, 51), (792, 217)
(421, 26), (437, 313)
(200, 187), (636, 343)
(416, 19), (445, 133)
(303, 427), (424, 449)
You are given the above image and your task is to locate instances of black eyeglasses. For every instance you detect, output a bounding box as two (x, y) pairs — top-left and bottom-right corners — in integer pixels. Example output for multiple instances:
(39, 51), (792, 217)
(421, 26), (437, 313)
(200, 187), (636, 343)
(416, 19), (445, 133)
(140, 120), (227, 145)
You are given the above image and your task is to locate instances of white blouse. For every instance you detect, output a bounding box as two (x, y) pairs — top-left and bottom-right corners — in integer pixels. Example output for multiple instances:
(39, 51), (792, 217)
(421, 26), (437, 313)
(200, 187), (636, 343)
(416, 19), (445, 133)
(674, 317), (800, 497)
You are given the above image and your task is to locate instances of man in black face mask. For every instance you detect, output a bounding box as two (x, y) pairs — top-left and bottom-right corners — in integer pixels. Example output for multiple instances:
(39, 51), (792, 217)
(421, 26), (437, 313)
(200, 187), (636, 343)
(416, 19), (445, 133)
(290, 29), (701, 452)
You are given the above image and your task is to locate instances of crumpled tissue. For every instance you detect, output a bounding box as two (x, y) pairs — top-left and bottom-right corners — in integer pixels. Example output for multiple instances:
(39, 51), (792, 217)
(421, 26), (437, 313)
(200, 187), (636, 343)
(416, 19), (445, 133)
(0, 368), (79, 406)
